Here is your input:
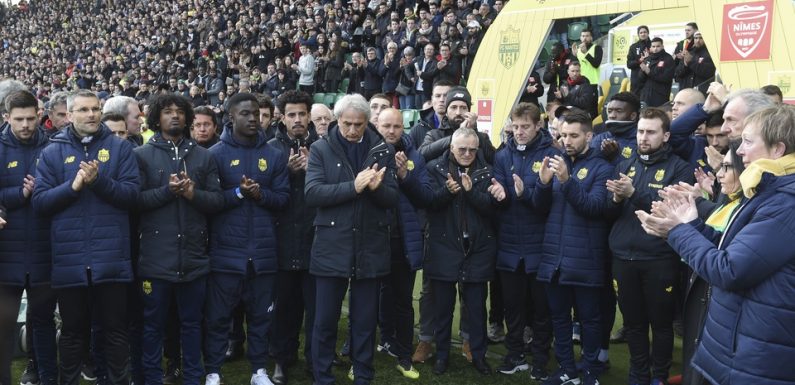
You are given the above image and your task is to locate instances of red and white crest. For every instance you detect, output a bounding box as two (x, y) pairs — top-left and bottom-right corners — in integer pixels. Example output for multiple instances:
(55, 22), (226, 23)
(720, 0), (773, 61)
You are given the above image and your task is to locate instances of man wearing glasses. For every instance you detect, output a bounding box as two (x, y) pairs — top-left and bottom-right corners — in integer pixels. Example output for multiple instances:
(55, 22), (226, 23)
(33, 90), (140, 385)
(424, 127), (498, 376)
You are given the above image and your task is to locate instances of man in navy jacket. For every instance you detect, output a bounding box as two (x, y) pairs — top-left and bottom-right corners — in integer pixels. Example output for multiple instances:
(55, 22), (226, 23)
(305, 94), (398, 385)
(204, 93), (290, 385)
(134, 93), (224, 385)
(489, 103), (557, 379)
(0, 90), (57, 385)
(535, 109), (614, 385)
(32, 90), (140, 385)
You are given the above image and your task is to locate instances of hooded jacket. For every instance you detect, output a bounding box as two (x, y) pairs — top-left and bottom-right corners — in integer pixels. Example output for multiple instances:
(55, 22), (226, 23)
(209, 125), (290, 275)
(0, 125), (51, 286)
(134, 133), (224, 282)
(32, 124), (140, 288)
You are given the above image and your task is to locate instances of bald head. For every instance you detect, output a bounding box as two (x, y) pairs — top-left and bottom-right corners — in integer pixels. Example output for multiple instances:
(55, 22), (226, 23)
(671, 88), (705, 120)
(376, 108), (403, 145)
(311, 103), (333, 136)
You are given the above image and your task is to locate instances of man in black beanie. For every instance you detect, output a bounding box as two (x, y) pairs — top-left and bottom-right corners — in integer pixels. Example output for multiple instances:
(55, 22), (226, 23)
(418, 86), (496, 164)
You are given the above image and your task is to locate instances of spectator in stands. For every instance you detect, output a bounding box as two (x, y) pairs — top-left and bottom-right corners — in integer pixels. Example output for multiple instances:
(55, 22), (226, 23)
(544, 42), (577, 103)
(674, 31), (715, 95)
(103, 96), (144, 147)
(257, 94), (276, 140)
(398, 47), (419, 109)
(519, 68), (544, 109)
(102, 112), (130, 141)
(296, 44), (316, 94)
(42, 91), (70, 136)
(343, 52), (366, 95)
(574, 28), (602, 85)
(627, 25), (651, 96)
(416, 18), (441, 53)
(461, 21), (483, 80)
(673, 22), (698, 86)
(638, 37), (675, 108)
(414, 44), (438, 107)
(380, 42), (402, 105)
(421, 43), (461, 88)
(363, 47), (384, 100)
(554, 62), (597, 119)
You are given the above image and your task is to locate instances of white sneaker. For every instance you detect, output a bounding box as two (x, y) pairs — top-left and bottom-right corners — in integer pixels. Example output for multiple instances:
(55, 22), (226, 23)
(205, 373), (221, 385)
(250, 368), (275, 385)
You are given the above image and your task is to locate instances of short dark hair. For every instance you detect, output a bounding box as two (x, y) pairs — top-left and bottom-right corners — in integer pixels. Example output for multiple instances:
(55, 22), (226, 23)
(639, 107), (671, 132)
(510, 102), (541, 124)
(581, 28), (593, 36)
(705, 111), (725, 128)
(100, 112), (126, 124)
(193, 106), (217, 127)
(146, 93), (195, 133)
(561, 107), (593, 132)
(761, 84), (783, 100)
(726, 140), (746, 177)
(637, 25), (649, 34)
(686, 22), (699, 30)
(256, 93), (274, 115)
(4, 90), (37, 113)
(276, 90), (312, 114)
(227, 91), (258, 109)
(651, 37), (663, 45)
(609, 92), (641, 115)
(370, 93), (392, 106)
(432, 79), (456, 91)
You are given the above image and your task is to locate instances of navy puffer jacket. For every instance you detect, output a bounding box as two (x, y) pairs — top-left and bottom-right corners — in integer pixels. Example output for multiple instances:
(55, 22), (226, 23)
(493, 134), (560, 273)
(209, 126), (290, 275)
(668, 173), (795, 385)
(535, 149), (613, 287)
(0, 125), (51, 286)
(32, 125), (140, 288)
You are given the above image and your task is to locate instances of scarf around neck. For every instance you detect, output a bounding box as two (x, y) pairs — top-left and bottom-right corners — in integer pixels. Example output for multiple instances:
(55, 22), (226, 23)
(739, 153), (795, 198)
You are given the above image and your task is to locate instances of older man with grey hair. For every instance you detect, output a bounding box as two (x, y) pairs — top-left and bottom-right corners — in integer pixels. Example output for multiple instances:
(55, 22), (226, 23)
(305, 94), (399, 385)
(103, 96), (143, 146)
(44, 91), (72, 136)
(0, 79), (27, 115)
(310, 103), (334, 137)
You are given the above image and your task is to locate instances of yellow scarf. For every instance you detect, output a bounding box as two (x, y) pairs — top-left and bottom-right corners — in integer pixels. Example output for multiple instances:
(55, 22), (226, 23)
(739, 153), (795, 198)
(705, 196), (742, 232)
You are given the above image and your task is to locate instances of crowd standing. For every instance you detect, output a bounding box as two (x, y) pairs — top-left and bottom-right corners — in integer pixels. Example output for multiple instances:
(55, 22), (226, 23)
(1, 0), (795, 384)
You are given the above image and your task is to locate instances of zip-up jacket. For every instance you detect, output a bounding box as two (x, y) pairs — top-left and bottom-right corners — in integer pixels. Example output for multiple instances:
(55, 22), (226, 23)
(536, 148), (613, 287)
(607, 144), (694, 261)
(0, 125), (51, 286)
(209, 126), (290, 275)
(32, 124), (140, 288)
(424, 150), (496, 282)
(134, 133), (224, 282)
(304, 125), (399, 279)
(493, 134), (560, 273)
(393, 134), (434, 270)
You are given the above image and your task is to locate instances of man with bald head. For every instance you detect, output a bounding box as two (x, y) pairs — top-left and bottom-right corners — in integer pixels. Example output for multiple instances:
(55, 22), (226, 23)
(671, 88), (705, 121)
(311, 103), (333, 137)
(374, 108), (432, 379)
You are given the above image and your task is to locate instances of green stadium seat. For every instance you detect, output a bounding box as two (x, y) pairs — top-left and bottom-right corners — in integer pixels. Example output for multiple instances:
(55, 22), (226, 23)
(313, 93), (326, 104)
(402, 109), (417, 129)
(345, 53), (353, 64)
(338, 78), (350, 93)
(323, 93), (336, 107)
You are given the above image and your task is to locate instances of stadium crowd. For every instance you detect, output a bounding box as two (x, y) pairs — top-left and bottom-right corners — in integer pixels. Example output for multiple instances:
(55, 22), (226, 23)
(1, 1), (795, 385)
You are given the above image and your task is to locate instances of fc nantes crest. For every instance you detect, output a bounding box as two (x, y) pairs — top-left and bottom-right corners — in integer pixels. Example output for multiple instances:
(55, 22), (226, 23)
(142, 280), (152, 295)
(577, 168), (588, 180)
(654, 169), (665, 182)
(98, 149), (110, 163)
(532, 161), (542, 173)
(621, 146), (632, 159)
(258, 158), (267, 172)
(499, 26), (521, 69)
(406, 160), (415, 171)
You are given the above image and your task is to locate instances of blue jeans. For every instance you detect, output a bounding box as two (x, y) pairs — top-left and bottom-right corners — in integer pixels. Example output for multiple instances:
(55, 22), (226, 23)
(398, 94), (416, 110)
